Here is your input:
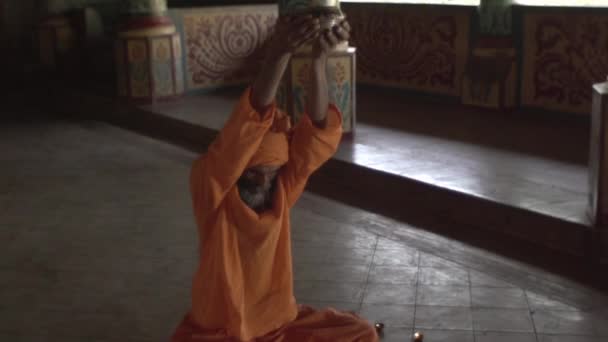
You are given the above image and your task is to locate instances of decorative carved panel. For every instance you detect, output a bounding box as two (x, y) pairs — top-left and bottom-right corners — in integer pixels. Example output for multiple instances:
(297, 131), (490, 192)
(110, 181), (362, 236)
(343, 3), (471, 96)
(522, 13), (608, 114)
(182, 5), (277, 90)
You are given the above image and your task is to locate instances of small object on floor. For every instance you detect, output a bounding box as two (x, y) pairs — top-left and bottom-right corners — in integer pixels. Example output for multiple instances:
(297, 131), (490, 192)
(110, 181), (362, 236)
(413, 331), (424, 341)
(374, 322), (384, 335)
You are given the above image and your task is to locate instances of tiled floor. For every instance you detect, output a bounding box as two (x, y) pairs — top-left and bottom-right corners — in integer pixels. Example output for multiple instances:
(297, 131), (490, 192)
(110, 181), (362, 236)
(1, 109), (607, 341)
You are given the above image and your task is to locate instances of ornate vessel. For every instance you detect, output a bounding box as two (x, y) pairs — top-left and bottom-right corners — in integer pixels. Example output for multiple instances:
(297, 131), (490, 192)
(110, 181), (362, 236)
(279, 0), (342, 16)
(279, 0), (347, 51)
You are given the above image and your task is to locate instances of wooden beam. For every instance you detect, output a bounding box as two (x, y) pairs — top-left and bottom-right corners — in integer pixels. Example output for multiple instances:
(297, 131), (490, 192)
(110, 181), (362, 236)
(589, 82), (608, 261)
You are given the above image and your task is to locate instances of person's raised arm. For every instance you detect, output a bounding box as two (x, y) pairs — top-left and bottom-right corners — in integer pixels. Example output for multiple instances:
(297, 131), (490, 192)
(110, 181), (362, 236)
(281, 19), (351, 208)
(251, 15), (320, 114)
(191, 15), (320, 219)
(307, 19), (350, 128)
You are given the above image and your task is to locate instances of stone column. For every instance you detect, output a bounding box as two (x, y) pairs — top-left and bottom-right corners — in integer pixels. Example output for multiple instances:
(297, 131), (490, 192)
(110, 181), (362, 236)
(277, 0), (357, 137)
(115, 0), (184, 103)
(462, 0), (517, 110)
(2, 0), (37, 65)
(478, 0), (513, 36)
(589, 81), (608, 261)
(37, 0), (77, 70)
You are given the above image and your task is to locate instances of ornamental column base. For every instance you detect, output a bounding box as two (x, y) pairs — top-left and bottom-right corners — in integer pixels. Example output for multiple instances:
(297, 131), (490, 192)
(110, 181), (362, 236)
(115, 15), (184, 103)
(38, 15), (77, 71)
(462, 37), (517, 110)
(277, 46), (357, 137)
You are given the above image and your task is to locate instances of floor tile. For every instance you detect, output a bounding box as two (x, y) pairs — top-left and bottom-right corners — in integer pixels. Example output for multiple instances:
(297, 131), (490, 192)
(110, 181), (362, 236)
(290, 212), (341, 238)
(533, 310), (599, 336)
(472, 308), (535, 332)
(593, 313), (608, 336)
(324, 247), (375, 266)
(416, 329), (474, 342)
(291, 243), (374, 265)
(471, 287), (529, 309)
(291, 244), (339, 264)
(362, 283), (417, 305)
(294, 281), (365, 303)
(371, 246), (418, 266)
(0, 307), (157, 340)
(376, 327), (413, 342)
(469, 270), (516, 288)
(475, 331), (537, 342)
(291, 233), (335, 248)
(293, 263), (370, 282)
(376, 237), (410, 250)
(416, 285), (471, 307)
(333, 229), (378, 250)
(527, 291), (582, 311)
(538, 334), (604, 342)
(419, 253), (463, 269)
(418, 267), (470, 286)
(359, 304), (415, 328)
(414, 306), (473, 330)
(368, 265), (418, 284)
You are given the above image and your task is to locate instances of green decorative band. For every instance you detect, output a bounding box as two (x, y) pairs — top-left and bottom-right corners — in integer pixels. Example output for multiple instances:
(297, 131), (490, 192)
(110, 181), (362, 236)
(279, 0), (341, 16)
(125, 0), (167, 14)
(44, 0), (123, 14)
(118, 25), (176, 38)
(478, 0), (513, 36)
(45, 0), (72, 14)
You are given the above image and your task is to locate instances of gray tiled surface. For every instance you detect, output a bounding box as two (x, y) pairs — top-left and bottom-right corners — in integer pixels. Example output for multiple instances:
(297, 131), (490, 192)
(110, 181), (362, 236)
(417, 285), (471, 307)
(1, 115), (607, 341)
(472, 308), (535, 333)
(415, 306), (473, 330)
(475, 331), (537, 342)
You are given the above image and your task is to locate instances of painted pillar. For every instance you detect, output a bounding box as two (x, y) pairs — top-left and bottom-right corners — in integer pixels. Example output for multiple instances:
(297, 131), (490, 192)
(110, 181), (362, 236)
(2, 0), (38, 62)
(115, 0), (184, 103)
(277, 0), (357, 137)
(478, 0), (513, 36)
(462, 0), (517, 110)
(38, 0), (77, 70)
(590, 81), (608, 261)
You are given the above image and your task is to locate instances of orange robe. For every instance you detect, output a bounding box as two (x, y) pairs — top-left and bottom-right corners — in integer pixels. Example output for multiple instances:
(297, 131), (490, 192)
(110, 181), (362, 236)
(173, 88), (378, 342)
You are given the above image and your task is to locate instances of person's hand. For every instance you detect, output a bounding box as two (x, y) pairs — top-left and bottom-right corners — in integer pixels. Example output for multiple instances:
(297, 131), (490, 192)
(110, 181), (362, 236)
(251, 15), (320, 113)
(313, 18), (351, 59)
(269, 15), (321, 56)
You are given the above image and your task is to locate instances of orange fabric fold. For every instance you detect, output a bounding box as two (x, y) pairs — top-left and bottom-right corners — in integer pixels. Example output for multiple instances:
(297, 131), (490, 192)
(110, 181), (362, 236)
(172, 305), (378, 342)
(179, 88), (379, 342)
(245, 109), (291, 168)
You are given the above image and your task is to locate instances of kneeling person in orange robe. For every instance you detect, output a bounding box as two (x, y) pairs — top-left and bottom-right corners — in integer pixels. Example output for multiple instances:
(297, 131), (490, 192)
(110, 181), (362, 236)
(172, 14), (378, 342)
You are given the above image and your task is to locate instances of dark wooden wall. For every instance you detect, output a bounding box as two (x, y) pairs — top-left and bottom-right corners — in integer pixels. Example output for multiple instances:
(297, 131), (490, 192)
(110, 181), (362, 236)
(169, 0), (274, 7)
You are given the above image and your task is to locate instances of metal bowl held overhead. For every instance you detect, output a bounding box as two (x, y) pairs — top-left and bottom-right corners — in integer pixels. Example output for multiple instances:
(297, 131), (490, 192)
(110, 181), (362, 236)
(279, 0), (342, 16)
(279, 0), (348, 52)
